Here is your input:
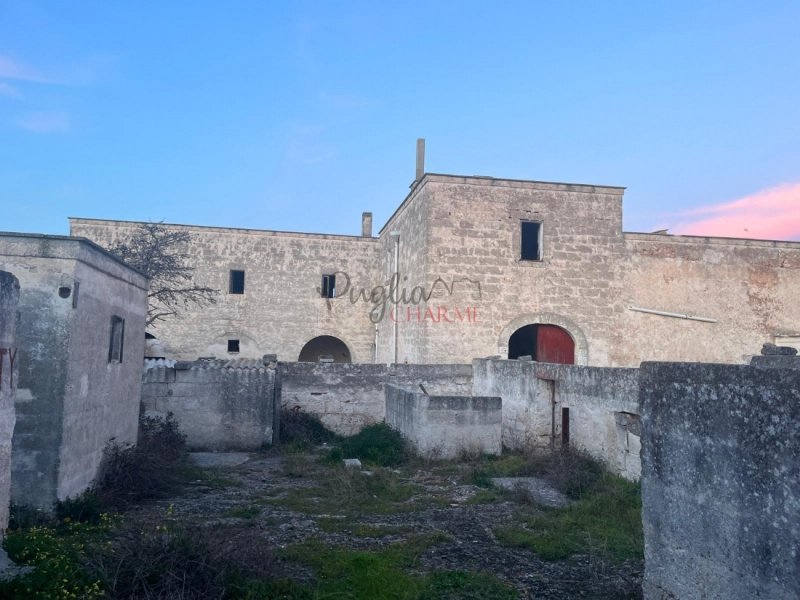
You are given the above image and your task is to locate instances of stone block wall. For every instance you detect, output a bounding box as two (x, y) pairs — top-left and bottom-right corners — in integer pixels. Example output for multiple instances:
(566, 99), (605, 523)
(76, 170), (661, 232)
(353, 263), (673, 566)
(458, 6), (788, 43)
(142, 358), (280, 450)
(385, 384), (501, 459)
(0, 271), (19, 529)
(279, 362), (473, 436)
(639, 362), (800, 599)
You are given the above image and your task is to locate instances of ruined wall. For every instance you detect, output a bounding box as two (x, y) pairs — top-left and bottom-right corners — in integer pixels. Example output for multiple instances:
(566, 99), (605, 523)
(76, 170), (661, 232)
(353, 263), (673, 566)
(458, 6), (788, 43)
(279, 362), (473, 435)
(619, 233), (800, 366)
(0, 233), (147, 508)
(473, 358), (640, 478)
(142, 359), (279, 451)
(0, 271), (19, 529)
(640, 362), (800, 599)
(385, 384), (501, 459)
(70, 218), (380, 363)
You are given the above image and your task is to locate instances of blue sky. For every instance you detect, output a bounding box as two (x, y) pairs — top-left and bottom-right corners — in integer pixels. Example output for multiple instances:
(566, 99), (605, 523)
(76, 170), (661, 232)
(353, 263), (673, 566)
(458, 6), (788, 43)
(1, 1), (799, 239)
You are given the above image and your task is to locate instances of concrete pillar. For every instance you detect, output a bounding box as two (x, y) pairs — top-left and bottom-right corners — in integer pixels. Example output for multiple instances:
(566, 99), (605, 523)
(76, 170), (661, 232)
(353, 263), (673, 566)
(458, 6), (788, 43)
(0, 271), (19, 530)
(361, 212), (373, 238)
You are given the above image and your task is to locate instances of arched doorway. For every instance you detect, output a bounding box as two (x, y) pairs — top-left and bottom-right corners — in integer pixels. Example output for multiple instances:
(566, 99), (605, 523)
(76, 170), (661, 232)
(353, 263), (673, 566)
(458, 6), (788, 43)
(507, 324), (575, 364)
(298, 336), (352, 363)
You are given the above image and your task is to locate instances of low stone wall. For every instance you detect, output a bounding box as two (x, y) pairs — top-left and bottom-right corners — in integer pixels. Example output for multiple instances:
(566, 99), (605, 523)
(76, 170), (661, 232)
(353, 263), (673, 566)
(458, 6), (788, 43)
(279, 363), (473, 436)
(0, 271), (19, 529)
(142, 358), (279, 451)
(640, 361), (800, 599)
(472, 359), (640, 479)
(385, 384), (501, 459)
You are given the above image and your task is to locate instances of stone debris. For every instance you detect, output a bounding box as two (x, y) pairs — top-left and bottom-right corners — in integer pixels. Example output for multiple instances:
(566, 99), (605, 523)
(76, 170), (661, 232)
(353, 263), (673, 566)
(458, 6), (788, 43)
(761, 342), (798, 356)
(490, 477), (572, 508)
(343, 458), (362, 469)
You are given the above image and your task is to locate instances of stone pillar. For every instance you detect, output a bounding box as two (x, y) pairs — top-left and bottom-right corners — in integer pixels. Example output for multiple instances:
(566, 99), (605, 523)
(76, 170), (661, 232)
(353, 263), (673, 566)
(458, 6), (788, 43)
(0, 271), (19, 530)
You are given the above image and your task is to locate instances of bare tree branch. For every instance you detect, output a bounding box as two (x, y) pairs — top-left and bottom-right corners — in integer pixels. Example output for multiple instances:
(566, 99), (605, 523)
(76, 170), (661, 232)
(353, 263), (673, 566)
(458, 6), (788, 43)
(106, 222), (218, 327)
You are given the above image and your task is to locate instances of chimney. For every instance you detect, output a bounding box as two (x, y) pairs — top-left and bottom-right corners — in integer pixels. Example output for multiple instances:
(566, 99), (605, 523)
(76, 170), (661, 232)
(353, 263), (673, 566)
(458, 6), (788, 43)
(415, 138), (425, 183)
(361, 212), (373, 237)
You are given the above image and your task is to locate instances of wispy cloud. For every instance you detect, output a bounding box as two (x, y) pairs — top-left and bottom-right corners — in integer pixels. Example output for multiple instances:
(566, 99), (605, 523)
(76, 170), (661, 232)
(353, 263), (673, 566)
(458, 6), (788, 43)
(13, 110), (71, 134)
(671, 182), (800, 241)
(0, 81), (21, 98)
(0, 53), (52, 83)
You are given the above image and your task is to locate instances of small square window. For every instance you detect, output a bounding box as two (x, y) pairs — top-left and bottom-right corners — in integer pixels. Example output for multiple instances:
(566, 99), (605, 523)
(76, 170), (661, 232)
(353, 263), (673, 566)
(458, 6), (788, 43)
(227, 339), (240, 353)
(521, 221), (542, 261)
(229, 270), (245, 294)
(321, 274), (336, 298)
(109, 316), (125, 362)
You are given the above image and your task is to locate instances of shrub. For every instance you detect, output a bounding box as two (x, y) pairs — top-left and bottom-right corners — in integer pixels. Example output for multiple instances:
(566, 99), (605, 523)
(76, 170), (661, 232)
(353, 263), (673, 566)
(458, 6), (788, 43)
(55, 492), (103, 525)
(330, 423), (408, 467)
(279, 406), (340, 448)
(93, 413), (188, 509)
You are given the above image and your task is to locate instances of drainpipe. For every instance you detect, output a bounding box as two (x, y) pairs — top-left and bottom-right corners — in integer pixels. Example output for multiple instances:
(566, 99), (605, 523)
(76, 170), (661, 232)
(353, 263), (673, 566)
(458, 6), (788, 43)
(389, 231), (400, 364)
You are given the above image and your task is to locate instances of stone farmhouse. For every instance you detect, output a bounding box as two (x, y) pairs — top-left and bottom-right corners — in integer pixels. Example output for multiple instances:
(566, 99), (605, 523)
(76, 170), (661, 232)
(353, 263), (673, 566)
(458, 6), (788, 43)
(70, 156), (800, 368)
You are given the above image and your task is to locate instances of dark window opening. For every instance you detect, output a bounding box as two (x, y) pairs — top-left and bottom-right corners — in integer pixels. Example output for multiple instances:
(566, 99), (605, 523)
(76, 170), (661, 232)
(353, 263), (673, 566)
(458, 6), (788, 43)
(321, 274), (336, 298)
(521, 221), (542, 261)
(227, 339), (240, 353)
(229, 270), (245, 294)
(109, 316), (125, 363)
(561, 407), (570, 446)
(72, 281), (80, 308)
(58, 286), (71, 299)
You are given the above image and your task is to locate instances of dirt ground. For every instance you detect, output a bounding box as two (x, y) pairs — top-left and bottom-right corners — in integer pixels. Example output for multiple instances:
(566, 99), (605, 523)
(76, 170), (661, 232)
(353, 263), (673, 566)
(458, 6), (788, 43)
(126, 449), (644, 599)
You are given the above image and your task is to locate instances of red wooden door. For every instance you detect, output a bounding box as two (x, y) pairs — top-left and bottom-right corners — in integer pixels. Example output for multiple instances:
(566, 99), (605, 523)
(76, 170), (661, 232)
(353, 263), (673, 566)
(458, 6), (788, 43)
(536, 325), (575, 364)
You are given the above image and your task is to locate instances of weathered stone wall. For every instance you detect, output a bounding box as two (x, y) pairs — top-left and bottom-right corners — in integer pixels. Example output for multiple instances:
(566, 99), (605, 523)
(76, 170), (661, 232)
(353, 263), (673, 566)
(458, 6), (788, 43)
(619, 233), (800, 366)
(142, 359), (279, 451)
(639, 362), (800, 599)
(70, 218), (380, 363)
(0, 233), (147, 508)
(0, 271), (19, 529)
(279, 362), (473, 435)
(385, 384), (501, 459)
(473, 358), (640, 478)
(414, 176), (627, 365)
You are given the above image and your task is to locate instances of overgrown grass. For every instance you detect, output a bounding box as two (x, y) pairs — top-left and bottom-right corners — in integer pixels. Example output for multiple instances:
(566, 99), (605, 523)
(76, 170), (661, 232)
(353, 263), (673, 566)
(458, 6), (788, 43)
(269, 466), (420, 516)
(495, 474), (643, 561)
(224, 505), (262, 519)
(283, 534), (515, 599)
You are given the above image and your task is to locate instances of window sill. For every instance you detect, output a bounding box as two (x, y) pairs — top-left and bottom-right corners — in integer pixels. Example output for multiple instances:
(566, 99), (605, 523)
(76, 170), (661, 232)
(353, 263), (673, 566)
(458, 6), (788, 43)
(517, 259), (547, 268)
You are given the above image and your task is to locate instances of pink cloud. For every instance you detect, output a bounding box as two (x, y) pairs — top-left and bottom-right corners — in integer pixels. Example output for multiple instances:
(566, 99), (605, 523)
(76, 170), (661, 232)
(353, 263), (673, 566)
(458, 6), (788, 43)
(671, 182), (800, 241)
